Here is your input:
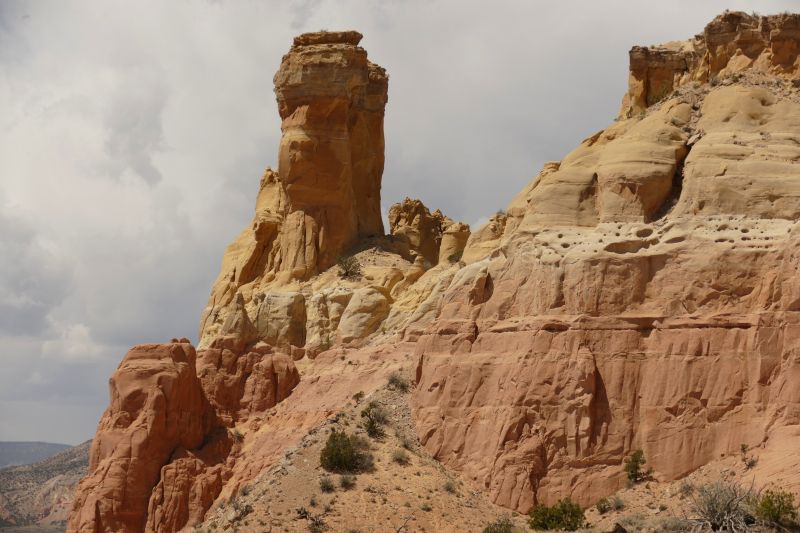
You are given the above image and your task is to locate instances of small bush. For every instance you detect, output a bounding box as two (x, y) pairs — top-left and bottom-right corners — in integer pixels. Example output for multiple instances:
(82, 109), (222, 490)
(710, 75), (720, 87)
(319, 429), (374, 473)
(392, 449), (410, 465)
(685, 478), (756, 532)
(309, 496), (317, 507)
(361, 401), (389, 438)
(624, 449), (653, 483)
(496, 208), (506, 216)
(596, 498), (611, 514)
(731, 74), (740, 83)
(678, 479), (694, 498)
(232, 429), (244, 442)
(447, 249), (464, 263)
(239, 484), (251, 496)
(337, 254), (361, 278)
(362, 418), (385, 439)
(609, 494), (625, 510)
(339, 474), (356, 490)
(740, 444), (757, 469)
(528, 497), (585, 531)
(619, 515), (645, 532)
(444, 480), (457, 494)
(482, 515), (515, 533)
(659, 504), (668, 511)
(387, 372), (410, 392)
(319, 476), (335, 493)
(755, 487), (797, 526)
(653, 516), (685, 532)
(400, 435), (414, 450)
(352, 391), (364, 403)
(421, 502), (433, 512)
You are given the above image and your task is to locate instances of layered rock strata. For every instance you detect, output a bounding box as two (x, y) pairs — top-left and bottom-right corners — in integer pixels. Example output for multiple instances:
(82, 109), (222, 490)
(69, 15), (800, 533)
(619, 11), (800, 118)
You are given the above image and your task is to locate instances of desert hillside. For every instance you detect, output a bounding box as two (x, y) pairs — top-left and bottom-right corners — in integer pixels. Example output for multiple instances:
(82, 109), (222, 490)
(0, 442), (89, 529)
(65, 11), (800, 533)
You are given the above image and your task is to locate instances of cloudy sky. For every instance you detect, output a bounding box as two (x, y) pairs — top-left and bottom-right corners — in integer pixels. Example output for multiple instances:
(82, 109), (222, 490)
(0, 0), (794, 445)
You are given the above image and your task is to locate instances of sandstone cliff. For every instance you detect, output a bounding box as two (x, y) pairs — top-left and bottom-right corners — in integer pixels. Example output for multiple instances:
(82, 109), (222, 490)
(619, 11), (800, 119)
(69, 16), (800, 533)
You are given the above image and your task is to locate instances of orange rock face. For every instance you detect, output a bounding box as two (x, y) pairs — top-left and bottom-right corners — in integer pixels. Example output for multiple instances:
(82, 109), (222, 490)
(67, 341), (217, 533)
(274, 30), (388, 271)
(619, 11), (800, 118)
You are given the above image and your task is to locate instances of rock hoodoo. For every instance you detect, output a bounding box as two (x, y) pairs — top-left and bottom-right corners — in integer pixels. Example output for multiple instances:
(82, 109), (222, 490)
(68, 14), (800, 533)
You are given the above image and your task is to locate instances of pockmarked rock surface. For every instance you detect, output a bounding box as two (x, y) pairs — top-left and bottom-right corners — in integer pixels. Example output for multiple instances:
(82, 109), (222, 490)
(69, 16), (800, 533)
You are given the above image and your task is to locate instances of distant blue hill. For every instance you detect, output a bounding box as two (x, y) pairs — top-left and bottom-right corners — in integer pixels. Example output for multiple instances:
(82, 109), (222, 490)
(0, 442), (73, 468)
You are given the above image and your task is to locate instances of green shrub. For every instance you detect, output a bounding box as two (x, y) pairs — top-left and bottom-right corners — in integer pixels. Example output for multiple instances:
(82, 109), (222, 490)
(444, 480), (457, 494)
(710, 75), (720, 87)
(337, 254), (361, 278)
(352, 391), (364, 403)
(527, 497), (585, 531)
(447, 249), (464, 263)
(755, 487), (797, 525)
(387, 372), (410, 392)
(339, 474), (356, 490)
(596, 497), (611, 514)
(360, 401), (389, 439)
(482, 515), (515, 533)
(319, 476), (335, 493)
(319, 429), (374, 473)
(624, 449), (653, 483)
(740, 444), (757, 469)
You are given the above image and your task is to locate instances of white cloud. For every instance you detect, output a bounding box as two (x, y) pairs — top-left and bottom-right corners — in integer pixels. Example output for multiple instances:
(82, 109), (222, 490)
(42, 323), (109, 363)
(1, 0), (797, 442)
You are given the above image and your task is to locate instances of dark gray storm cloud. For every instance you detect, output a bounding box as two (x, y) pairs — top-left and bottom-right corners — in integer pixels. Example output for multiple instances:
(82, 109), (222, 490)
(0, 0), (796, 444)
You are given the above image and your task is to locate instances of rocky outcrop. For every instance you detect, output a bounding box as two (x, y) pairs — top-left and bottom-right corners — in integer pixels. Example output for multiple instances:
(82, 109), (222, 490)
(388, 197), (456, 265)
(274, 30), (388, 270)
(67, 341), (217, 533)
(197, 32), (388, 349)
(619, 11), (800, 118)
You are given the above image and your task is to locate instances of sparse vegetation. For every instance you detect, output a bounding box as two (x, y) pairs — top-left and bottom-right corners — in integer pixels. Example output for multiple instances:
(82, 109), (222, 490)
(319, 429), (374, 473)
(496, 208), (506, 216)
(360, 400), (389, 439)
(320, 338), (334, 352)
(740, 444), (757, 469)
(352, 391), (364, 403)
(527, 497), (586, 531)
(319, 476), (335, 492)
(232, 429), (244, 442)
(596, 497), (611, 514)
(447, 249), (464, 263)
(482, 515), (515, 533)
(684, 478), (757, 532)
(339, 474), (356, 490)
(624, 449), (653, 483)
(609, 494), (625, 510)
(387, 372), (410, 392)
(392, 449), (410, 465)
(732, 74), (740, 83)
(710, 75), (720, 87)
(444, 480), (457, 494)
(337, 254), (361, 278)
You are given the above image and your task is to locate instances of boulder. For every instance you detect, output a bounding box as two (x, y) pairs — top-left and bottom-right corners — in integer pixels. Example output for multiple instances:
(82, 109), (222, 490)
(337, 287), (391, 343)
